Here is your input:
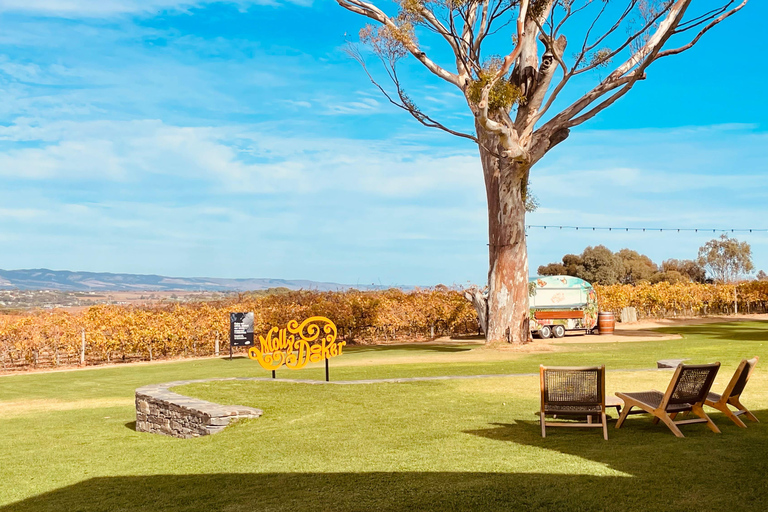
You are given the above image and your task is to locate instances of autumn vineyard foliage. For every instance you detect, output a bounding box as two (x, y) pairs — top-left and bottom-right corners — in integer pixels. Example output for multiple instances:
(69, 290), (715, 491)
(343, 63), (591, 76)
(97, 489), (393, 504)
(593, 281), (768, 317)
(3, 282), (768, 372)
(0, 289), (478, 371)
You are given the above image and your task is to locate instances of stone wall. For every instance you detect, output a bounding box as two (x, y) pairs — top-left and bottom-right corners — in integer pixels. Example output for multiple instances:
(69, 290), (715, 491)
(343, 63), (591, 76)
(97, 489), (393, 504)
(135, 378), (263, 439)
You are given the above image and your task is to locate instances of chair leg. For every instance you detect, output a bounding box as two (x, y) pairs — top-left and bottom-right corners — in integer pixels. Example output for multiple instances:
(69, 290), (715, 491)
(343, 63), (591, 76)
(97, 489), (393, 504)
(692, 405), (721, 434)
(615, 404), (633, 429)
(657, 412), (685, 438)
(602, 412), (608, 440)
(721, 404), (748, 428)
(732, 399), (759, 423)
(540, 412), (546, 438)
(652, 412), (675, 425)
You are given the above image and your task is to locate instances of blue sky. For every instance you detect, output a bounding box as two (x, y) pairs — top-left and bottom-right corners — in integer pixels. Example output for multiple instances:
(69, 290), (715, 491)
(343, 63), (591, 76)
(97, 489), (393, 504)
(0, 0), (766, 286)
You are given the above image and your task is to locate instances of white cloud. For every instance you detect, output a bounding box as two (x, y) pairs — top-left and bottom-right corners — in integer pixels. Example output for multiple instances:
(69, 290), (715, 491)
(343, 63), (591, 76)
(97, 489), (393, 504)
(323, 96), (381, 115)
(281, 99), (312, 109)
(0, 0), (308, 17)
(0, 208), (45, 219)
(0, 119), (484, 199)
(524, 124), (768, 276)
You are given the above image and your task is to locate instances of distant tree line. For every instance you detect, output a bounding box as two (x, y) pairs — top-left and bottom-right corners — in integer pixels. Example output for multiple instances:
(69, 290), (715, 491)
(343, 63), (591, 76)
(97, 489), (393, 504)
(538, 235), (762, 286)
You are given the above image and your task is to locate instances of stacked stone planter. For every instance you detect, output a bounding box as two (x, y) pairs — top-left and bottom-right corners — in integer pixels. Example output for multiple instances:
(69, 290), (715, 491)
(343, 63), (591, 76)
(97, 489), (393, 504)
(135, 378), (262, 439)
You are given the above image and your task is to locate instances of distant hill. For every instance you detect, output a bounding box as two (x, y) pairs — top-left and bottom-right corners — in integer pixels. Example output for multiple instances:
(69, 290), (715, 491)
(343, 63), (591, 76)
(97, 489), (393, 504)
(0, 268), (381, 292)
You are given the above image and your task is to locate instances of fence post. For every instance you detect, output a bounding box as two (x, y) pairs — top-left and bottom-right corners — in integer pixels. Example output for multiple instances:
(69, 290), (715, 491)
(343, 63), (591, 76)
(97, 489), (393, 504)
(215, 335), (220, 356)
(80, 329), (86, 366)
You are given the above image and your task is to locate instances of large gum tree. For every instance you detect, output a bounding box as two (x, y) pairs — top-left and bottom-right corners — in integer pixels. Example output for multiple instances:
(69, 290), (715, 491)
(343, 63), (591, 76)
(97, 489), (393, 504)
(335, 0), (748, 343)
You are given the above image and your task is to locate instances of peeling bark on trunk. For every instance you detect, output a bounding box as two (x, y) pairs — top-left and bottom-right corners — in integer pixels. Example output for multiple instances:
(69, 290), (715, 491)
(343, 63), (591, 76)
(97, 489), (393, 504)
(464, 288), (489, 335)
(477, 123), (532, 344)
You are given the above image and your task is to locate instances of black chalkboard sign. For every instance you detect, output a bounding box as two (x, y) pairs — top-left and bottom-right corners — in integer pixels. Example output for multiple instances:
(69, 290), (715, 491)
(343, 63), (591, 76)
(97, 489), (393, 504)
(229, 312), (254, 347)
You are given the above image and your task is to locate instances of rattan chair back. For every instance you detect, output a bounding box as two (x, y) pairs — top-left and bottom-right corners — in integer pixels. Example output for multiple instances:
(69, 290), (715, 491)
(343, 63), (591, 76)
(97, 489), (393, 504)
(539, 365), (609, 439)
(664, 363), (720, 408)
(729, 357), (759, 398)
(541, 366), (605, 410)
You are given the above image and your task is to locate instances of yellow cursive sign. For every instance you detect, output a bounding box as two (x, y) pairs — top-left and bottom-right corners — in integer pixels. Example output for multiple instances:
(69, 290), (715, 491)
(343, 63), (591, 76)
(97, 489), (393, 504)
(247, 316), (345, 371)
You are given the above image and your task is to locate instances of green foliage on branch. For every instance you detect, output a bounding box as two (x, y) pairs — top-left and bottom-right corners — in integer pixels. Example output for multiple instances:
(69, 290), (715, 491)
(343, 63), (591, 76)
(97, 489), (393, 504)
(467, 57), (523, 112)
(360, 16), (416, 63)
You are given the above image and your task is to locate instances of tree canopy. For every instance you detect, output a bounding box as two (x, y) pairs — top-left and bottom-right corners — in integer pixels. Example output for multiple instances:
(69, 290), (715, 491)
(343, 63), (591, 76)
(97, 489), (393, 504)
(697, 234), (754, 283)
(538, 245), (707, 285)
(539, 236), (758, 286)
(338, 0), (749, 162)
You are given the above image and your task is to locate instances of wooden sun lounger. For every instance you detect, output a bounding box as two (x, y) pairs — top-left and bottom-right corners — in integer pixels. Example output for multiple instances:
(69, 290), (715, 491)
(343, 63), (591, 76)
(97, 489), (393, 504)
(705, 357), (759, 428)
(615, 363), (721, 438)
(540, 365), (608, 440)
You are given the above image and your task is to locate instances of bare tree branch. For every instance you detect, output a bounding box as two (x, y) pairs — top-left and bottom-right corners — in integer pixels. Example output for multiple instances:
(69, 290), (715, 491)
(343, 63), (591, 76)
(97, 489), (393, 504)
(565, 72), (646, 127)
(675, 2), (734, 32)
(345, 43), (478, 143)
(533, 0), (689, 140)
(658, 0), (748, 58)
(606, 0), (690, 81)
(337, 0), (462, 87)
(472, 0), (491, 54)
(340, 0), (748, 154)
(573, 1), (668, 76)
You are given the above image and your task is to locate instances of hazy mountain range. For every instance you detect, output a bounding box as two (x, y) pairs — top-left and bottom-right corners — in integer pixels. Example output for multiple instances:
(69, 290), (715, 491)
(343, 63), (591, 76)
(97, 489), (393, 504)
(0, 269), (384, 292)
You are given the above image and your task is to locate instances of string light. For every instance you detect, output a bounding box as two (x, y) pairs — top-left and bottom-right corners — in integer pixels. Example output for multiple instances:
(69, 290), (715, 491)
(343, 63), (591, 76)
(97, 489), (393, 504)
(525, 225), (768, 233)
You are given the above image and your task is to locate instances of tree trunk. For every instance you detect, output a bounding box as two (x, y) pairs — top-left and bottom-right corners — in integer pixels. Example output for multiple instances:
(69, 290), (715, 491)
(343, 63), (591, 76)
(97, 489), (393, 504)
(478, 125), (532, 344)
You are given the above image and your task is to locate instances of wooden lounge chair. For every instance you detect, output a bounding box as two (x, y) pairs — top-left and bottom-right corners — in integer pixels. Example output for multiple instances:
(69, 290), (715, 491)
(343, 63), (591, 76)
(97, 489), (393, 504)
(615, 363), (721, 438)
(705, 357), (759, 428)
(540, 365), (608, 440)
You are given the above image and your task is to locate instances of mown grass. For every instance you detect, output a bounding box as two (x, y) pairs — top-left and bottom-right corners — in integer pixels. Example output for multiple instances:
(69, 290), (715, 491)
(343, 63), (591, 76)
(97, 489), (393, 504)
(1, 321), (768, 511)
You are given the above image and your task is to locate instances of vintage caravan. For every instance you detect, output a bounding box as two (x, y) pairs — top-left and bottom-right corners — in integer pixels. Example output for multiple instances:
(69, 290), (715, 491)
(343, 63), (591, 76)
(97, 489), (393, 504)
(529, 275), (598, 338)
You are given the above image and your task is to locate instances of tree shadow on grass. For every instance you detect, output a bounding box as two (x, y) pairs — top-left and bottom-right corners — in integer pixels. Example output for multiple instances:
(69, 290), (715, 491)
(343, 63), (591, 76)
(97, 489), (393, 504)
(656, 321), (768, 343)
(0, 472), (635, 512)
(6, 412), (768, 512)
(463, 408), (768, 511)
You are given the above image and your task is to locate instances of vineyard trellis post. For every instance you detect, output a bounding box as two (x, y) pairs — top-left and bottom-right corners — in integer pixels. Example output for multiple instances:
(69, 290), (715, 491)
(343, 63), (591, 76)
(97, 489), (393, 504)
(80, 329), (86, 366)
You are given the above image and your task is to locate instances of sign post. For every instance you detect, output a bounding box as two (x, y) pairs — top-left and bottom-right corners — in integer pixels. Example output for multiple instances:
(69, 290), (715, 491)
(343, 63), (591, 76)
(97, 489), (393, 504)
(229, 312), (254, 360)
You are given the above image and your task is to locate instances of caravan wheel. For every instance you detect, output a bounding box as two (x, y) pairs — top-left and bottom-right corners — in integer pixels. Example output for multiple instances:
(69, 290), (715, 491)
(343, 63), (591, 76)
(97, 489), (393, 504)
(552, 325), (565, 338)
(539, 326), (552, 339)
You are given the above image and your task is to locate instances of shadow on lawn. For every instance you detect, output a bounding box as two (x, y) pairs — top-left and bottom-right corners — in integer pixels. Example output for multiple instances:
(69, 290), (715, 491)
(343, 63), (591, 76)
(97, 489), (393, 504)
(658, 321), (768, 343)
(6, 413), (768, 512)
(0, 472), (629, 512)
(463, 407), (768, 510)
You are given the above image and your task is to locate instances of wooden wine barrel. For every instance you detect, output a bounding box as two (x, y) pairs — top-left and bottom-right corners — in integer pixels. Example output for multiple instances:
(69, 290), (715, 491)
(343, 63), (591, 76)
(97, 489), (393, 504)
(598, 312), (615, 335)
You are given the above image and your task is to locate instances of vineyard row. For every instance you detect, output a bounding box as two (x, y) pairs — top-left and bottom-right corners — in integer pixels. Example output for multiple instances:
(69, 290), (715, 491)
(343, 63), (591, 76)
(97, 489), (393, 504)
(0, 289), (478, 372)
(2, 282), (768, 372)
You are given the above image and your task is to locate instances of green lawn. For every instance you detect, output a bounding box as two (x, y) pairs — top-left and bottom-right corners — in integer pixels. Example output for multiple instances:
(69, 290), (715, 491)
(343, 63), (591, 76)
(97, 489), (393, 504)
(1, 321), (768, 511)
